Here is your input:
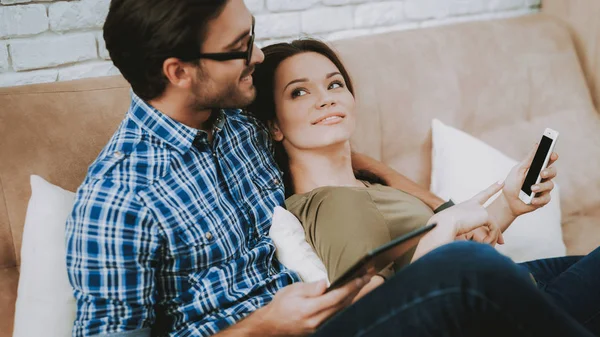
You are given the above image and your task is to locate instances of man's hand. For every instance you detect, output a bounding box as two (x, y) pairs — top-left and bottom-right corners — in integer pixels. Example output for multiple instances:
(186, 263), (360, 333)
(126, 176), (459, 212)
(502, 143), (559, 217)
(256, 277), (370, 336)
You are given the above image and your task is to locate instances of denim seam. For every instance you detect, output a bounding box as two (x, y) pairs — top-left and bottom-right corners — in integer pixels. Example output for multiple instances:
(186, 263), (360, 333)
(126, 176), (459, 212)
(583, 309), (600, 325)
(353, 287), (531, 337)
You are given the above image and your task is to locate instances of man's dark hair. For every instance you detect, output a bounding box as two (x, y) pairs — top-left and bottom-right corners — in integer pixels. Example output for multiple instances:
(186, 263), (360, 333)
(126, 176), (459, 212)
(103, 0), (228, 101)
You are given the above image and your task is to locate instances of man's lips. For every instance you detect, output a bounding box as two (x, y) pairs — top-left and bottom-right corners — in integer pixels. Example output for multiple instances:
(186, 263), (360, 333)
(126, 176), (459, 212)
(241, 67), (255, 80)
(311, 113), (346, 125)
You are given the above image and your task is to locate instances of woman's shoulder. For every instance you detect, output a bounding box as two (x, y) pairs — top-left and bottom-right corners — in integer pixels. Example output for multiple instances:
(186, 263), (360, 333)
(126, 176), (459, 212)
(285, 186), (375, 221)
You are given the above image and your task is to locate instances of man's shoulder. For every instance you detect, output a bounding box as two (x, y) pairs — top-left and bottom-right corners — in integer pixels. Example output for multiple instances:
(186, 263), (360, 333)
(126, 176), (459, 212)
(84, 119), (173, 189)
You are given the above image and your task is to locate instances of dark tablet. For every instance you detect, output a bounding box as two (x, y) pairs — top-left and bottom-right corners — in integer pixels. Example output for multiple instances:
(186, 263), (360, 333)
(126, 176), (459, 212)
(326, 223), (437, 292)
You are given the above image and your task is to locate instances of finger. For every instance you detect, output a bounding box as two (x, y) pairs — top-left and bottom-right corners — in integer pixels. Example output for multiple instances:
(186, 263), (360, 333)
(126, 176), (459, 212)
(455, 234), (468, 241)
(310, 298), (353, 330)
(539, 166), (557, 181)
(546, 152), (559, 167)
(497, 232), (505, 245)
(311, 278), (364, 311)
(531, 180), (554, 194)
(301, 280), (328, 298)
(531, 193), (551, 206)
(471, 228), (488, 243)
(519, 143), (539, 171)
(473, 181), (504, 205)
(482, 224), (500, 245)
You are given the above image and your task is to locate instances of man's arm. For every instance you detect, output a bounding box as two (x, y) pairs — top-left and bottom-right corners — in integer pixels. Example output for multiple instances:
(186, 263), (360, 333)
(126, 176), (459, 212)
(351, 152), (445, 210)
(66, 179), (160, 337)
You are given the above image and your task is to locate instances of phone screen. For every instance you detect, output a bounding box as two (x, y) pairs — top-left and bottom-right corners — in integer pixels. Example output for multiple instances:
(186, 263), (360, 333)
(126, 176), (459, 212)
(521, 135), (553, 195)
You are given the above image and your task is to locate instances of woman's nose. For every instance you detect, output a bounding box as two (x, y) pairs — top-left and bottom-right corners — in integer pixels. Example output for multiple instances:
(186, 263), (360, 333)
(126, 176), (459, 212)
(317, 93), (336, 109)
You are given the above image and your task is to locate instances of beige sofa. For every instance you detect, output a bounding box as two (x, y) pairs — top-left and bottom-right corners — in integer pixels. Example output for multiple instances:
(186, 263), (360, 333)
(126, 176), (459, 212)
(1, 14), (600, 337)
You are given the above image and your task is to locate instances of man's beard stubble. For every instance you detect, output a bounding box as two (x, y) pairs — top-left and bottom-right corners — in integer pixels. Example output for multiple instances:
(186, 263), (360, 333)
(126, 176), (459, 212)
(190, 65), (256, 112)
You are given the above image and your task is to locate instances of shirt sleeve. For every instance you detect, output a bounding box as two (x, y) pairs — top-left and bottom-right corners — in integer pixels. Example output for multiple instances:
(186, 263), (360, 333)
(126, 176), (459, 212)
(293, 188), (395, 281)
(66, 178), (161, 337)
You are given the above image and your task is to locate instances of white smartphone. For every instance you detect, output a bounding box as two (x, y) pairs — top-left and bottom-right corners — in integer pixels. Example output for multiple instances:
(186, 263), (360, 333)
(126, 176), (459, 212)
(518, 128), (559, 204)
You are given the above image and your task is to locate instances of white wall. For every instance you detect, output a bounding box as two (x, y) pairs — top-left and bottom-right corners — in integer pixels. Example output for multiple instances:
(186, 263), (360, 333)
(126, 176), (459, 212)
(0, 0), (541, 88)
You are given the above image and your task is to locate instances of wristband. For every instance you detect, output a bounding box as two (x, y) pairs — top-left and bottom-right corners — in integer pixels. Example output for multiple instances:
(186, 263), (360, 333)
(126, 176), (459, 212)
(434, 199), (455, 213)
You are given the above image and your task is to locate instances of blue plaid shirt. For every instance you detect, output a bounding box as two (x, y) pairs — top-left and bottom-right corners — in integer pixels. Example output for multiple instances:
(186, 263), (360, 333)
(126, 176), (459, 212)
(65, 92), (300, 337)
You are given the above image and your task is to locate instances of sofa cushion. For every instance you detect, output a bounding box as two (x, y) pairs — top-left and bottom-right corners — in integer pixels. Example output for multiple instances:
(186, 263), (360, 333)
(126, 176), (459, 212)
(13, 176), (76, 337)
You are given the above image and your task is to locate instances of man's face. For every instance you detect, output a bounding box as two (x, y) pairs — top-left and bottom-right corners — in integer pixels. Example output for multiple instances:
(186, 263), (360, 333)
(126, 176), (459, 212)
(191, 0), (264, 110)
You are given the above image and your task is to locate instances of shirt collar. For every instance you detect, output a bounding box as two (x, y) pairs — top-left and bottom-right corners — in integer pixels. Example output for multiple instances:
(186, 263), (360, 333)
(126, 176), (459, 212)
(127, 91), (200, 154)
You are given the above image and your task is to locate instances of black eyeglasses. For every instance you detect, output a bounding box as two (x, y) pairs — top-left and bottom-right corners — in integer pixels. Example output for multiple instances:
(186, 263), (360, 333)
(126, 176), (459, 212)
(182, 17), (255, 66)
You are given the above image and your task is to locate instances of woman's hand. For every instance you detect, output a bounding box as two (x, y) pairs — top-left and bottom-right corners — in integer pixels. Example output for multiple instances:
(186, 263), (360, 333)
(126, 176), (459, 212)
(502, 144), (559, 217)
(412, 182), (504, 261)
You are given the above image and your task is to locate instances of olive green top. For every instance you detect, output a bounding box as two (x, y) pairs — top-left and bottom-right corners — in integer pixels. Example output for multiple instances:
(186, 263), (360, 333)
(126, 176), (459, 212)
(285, 181), (434, 281)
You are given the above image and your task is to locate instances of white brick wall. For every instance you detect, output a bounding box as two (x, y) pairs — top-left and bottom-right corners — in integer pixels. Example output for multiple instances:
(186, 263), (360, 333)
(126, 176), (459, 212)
(0, 0), (541, 88)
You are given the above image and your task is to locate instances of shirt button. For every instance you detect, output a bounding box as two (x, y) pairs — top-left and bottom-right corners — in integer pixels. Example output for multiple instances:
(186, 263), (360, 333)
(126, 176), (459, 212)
(113, 151), (124, 158)
(205, 232), (213, 240)
(273, 178), (280, 186)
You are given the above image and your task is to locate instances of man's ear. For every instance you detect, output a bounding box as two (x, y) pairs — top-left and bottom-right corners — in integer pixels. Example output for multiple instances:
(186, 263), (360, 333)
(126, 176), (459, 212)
(269, 120), (284, 142)
(162, 57), (195, 90)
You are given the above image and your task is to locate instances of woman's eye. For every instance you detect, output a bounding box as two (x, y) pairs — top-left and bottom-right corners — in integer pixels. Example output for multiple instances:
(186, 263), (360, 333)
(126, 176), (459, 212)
(291, 89), (308, 98)
(329, 81), (344, 90)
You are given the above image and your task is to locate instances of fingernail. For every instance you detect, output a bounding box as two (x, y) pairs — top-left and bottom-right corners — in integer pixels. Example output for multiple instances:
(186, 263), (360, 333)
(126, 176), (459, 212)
(496, 180), (504, 185)
(531, 185), (539, 191)
(355, 278), (363, 287)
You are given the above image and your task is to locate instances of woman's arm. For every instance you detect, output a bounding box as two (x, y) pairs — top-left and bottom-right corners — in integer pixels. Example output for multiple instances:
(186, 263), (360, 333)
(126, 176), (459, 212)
(350, 152), (445, 211)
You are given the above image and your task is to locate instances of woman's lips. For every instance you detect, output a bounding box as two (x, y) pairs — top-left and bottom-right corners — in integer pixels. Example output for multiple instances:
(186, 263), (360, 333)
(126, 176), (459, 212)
(313, 114), (345, 125)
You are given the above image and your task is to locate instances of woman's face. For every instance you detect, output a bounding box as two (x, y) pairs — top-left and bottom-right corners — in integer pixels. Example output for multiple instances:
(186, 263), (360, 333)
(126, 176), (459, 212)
(272, 52), (356, 152)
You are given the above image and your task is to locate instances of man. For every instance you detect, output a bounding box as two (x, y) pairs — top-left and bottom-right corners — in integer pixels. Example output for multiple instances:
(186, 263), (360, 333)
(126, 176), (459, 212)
(66, 1), (590, 337)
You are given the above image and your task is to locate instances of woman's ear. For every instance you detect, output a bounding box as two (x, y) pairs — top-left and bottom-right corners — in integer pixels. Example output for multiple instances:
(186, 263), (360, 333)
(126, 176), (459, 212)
(269, 120), (284, 142)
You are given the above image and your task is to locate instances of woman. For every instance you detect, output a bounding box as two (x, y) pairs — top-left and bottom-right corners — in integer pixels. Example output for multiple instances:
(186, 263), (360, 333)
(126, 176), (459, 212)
(248, 39), (600, 334)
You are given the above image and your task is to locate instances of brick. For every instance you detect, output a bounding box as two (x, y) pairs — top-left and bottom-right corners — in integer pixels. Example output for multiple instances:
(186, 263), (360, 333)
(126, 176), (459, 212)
(326, 28), (370, 41)
(405, 0), (450, 20)
(244, 0), (264, 13)
(10, 33), (98, 71)
(266, 0), (320, 12)
(58, 61), (120, 81)
(255, 12), (301, 39)
(50, 0), (110, 32)
(0, 0), (31, 4)
(370, 22), (419, 35)
(0, 69), (57, 88)
(0, 4), (48, 38)
(355, 1), (405, 28)
(301, 7), (354, 34)
(323, 0), (368, 5)
(489, 0), (525, 11)
(96, 32), (110, 60)
(449, 0), (489, 16)
(0, 42), (9, 71)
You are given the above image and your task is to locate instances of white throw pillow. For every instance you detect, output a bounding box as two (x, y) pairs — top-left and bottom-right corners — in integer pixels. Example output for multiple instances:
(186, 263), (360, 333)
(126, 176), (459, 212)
(13, 175), (77, 337)
(430, 119), (566, 262)
(269, 206), (329, 283)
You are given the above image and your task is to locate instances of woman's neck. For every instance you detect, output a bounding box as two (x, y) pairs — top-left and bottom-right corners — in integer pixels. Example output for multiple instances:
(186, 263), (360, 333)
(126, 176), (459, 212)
(287, 142), (364, 195)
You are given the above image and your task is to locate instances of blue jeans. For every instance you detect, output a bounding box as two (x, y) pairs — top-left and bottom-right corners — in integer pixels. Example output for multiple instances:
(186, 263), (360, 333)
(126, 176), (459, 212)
(312, 241), (596, 337)
(520, 245), (600, 335)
